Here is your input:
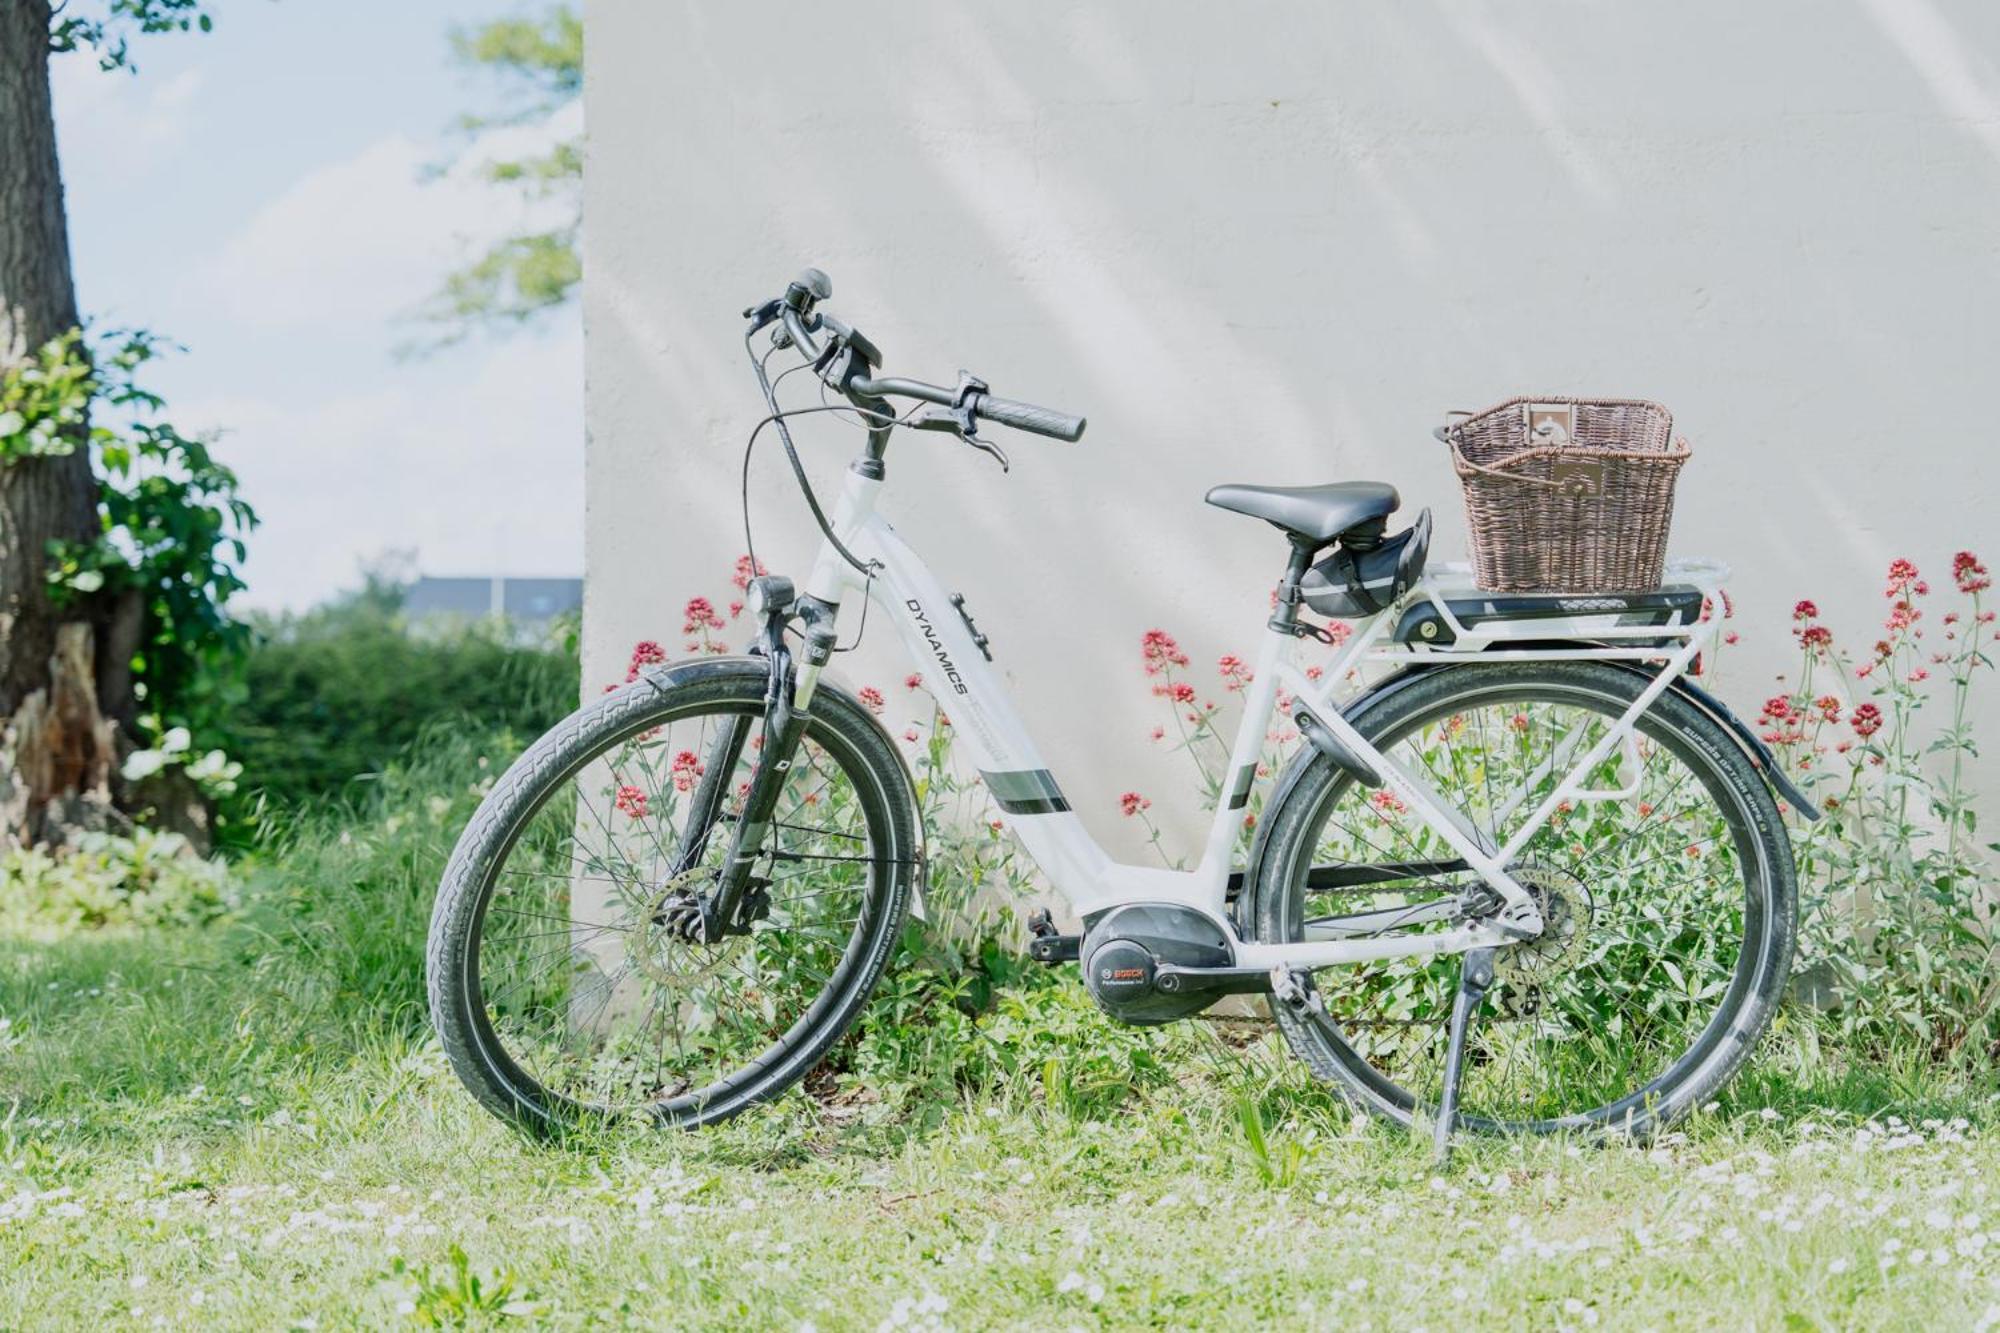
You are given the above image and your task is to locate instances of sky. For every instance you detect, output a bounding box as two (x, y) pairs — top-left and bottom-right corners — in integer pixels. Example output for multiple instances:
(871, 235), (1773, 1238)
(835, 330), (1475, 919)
(51, 0), (583, 611)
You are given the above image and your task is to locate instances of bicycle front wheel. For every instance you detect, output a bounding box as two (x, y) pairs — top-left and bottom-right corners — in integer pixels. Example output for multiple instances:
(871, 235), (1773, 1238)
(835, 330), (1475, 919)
(1247, 661), (1795, 1137)
(427, 658), (917, 1134)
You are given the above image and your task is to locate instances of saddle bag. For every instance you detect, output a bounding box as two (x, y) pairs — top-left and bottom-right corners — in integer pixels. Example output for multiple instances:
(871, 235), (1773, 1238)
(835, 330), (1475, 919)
(1299, 509), (1431, 618)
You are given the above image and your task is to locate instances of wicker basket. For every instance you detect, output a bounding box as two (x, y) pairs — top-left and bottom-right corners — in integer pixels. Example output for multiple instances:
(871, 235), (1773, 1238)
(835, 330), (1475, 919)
(1441, 396), (1690, 593)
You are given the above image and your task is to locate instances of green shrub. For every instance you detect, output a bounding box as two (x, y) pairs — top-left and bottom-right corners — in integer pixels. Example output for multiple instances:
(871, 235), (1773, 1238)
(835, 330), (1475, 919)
(0, 829), (235, 932)
(219, 588), (577, 820)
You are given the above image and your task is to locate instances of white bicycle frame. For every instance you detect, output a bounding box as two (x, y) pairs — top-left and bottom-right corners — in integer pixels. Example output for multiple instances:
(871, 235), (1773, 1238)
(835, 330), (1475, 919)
(795, 466), (1728, 973)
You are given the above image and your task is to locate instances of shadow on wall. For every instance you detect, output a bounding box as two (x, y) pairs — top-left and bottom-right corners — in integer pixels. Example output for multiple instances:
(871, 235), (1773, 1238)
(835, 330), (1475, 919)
(583, 1), (2000, 854)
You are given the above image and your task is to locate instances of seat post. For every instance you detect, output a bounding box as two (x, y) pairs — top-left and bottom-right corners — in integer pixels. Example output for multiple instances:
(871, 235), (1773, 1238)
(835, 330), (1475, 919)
(1267, 537), (1319, 636)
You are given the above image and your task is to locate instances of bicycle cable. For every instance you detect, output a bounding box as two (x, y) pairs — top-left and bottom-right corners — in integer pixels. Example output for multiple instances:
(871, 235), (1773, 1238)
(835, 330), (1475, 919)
(741, 327), (890, 579)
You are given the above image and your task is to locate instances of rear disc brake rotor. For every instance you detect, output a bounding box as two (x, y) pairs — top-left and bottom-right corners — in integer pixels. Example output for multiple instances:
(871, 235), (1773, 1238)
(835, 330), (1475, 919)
(1492, 863), (1595, 1015)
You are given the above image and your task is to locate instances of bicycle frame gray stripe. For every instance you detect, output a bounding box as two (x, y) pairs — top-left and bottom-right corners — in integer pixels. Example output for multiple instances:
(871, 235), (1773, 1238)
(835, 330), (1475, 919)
(1226, 763), (1256, 811)
(981, 768), (1071, 815)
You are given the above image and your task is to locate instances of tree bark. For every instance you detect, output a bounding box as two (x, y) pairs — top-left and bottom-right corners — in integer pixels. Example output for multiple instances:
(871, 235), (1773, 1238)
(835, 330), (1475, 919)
(0, 0), (118, 849)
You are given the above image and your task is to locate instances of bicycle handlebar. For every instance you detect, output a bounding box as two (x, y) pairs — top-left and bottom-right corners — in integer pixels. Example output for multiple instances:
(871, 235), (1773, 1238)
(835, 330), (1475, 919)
(755, 268), (1086, 445)
(848, 374), (1087, 443)
(966, 392), (1087, 442)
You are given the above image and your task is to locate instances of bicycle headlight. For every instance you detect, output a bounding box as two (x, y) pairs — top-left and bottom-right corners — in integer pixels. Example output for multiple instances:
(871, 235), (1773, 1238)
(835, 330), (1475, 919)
(745, 574), (794, 621)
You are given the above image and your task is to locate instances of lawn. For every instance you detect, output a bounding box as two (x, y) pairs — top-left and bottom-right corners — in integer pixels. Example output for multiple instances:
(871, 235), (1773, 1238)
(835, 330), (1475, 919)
(4, 915), (1998, 1331)
(2, 730), (1997, 1330)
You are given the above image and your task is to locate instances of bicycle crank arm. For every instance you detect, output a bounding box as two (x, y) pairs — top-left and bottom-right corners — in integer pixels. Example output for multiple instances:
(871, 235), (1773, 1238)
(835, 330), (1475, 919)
(1149, 962), (1288, 1000)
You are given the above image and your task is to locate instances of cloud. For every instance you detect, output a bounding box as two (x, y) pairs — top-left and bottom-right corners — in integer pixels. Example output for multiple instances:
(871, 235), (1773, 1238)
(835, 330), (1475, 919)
(50, 53), (205, 167)
(180, 325), (585, 611)
(195, 106), (579, 333)
(162, 106), (588, 609)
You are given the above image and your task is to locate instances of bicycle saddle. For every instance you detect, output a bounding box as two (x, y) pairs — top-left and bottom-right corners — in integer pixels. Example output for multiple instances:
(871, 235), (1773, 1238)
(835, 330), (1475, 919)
(1204, 481), (1400, 545)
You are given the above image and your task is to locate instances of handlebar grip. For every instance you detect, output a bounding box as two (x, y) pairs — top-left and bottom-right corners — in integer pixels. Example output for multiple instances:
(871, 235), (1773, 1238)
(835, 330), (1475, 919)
(972, 393), (1087, 442)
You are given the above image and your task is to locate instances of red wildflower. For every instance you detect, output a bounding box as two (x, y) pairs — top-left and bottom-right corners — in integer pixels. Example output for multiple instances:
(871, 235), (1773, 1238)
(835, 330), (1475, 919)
(905, 673), (923, 690)
(1370, 790), (1407, 815)
(1954, 551), (1992, 594)
(1149, 726), (1165, 741)
(682, 596), (724, 635)
(857, 686), (885, 714)
(732, 554), (767, 591)
(904, 727), (920, 743)
(1797, 624), (1832, 651)
(1218, 654), (1252, 691)
(1119, 791), (1152, 817)
(1849, 703), (1883, 738)
(1792, 599), (1819, 621)
(1140, 629), (1190, 673)
(1324, 620), (1354, 646)
(1908, 667), (1929, 683)
(670, 749), (704, 793)
(1154, 681), (1196, 704)
(627, 639), (668, 681)
(1813, 694), (1842, 723)
(614, 785), (649, 818)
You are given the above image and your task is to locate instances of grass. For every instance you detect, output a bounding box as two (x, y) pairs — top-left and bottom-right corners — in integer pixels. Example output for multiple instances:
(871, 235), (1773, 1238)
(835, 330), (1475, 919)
(4, 728), (1999, 1329)
(8, 930), (2000, 1329)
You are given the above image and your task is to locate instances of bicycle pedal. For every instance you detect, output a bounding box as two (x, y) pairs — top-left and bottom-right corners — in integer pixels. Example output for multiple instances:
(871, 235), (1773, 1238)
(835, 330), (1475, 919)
(1267, 966), (1321, 1014)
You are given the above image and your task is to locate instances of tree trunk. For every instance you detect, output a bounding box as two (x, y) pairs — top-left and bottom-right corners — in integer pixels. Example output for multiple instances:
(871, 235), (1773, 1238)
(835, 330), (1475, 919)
(0, 0), (118, 849)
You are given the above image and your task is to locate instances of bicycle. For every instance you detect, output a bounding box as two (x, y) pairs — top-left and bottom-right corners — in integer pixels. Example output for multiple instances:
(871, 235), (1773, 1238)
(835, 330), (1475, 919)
(427, 268), (1812, 1154)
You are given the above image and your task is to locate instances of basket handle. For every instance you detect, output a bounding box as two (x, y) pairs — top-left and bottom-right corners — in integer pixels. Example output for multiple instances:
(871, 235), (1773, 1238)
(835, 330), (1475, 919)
(1446, 441), (1582, 492)
(1432, 410), (1475, 445)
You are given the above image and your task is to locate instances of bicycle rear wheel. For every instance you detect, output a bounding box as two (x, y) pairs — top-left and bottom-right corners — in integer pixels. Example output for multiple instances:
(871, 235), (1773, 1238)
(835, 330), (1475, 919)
(427, 659), (917, 1134)
(1247, 661), (1795, 1137)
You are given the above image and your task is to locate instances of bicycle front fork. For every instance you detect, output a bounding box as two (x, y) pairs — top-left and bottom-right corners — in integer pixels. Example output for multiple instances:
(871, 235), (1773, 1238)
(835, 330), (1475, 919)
(679, 578), (838, 942)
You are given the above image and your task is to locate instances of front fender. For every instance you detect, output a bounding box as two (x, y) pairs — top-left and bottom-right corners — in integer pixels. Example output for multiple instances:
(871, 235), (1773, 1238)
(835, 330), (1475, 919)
(639, 654), (930, 917)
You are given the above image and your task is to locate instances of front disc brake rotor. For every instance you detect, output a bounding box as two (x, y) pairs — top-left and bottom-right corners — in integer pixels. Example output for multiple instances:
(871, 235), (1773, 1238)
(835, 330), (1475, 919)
(631, 869), (742, 986)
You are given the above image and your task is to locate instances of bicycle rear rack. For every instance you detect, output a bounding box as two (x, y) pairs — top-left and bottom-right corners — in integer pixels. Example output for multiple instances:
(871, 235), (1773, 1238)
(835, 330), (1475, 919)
(1371, 558), (1729, 666)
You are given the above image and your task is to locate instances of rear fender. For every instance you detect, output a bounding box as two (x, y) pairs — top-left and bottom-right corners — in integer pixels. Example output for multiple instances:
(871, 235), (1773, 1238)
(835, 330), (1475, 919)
(1230, 654), (1818, 915)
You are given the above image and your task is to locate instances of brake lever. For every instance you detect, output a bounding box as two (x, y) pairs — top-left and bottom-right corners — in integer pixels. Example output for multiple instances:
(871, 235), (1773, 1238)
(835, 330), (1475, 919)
(910, 369), (1013, 472)
(964, 432), (1010, 472)
(909, 407), (1011, 471)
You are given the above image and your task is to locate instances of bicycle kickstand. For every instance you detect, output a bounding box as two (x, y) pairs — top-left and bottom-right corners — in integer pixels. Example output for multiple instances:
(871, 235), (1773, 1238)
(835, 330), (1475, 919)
(1432, 947), (1497, 1170)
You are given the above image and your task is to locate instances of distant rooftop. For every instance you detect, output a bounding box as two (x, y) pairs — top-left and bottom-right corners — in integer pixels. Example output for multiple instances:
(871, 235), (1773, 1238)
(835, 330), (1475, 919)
(404, 576), (582, 622)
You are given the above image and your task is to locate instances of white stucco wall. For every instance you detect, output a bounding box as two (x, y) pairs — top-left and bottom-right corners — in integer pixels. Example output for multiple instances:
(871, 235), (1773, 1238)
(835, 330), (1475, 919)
(584, 1), (1999, 858)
